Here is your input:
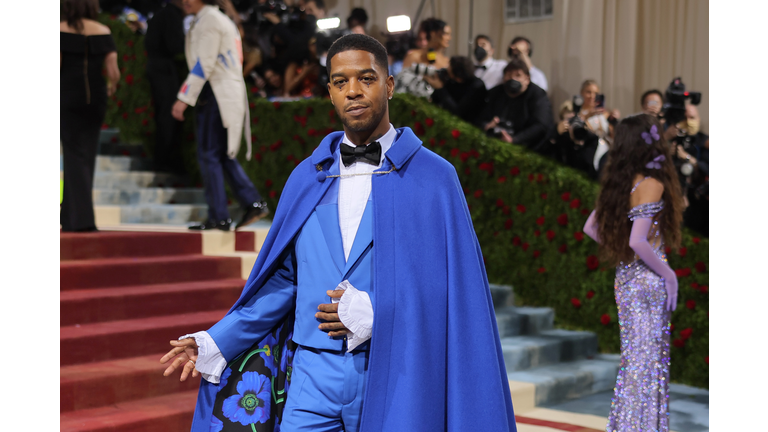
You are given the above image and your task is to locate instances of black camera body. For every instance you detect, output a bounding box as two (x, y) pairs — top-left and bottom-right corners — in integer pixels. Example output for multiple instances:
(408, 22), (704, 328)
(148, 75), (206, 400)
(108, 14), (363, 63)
(661, 77), (701, 126)
(490, 119), (515, 139)
(567, 95), (593, 141)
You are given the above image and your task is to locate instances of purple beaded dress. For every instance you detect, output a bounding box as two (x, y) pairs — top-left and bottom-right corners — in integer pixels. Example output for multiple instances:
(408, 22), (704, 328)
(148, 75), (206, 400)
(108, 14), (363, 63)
(605, 195), (671, 431)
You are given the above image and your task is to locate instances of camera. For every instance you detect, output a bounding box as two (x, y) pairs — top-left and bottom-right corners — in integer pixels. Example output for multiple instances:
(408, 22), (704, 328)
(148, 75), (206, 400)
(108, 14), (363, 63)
(489, 119), (515, 139)
(567, 95), (593, 141)
(661, 77), (701, 126)
(253, 0), (302, 26)
(407, 64), (450, 83)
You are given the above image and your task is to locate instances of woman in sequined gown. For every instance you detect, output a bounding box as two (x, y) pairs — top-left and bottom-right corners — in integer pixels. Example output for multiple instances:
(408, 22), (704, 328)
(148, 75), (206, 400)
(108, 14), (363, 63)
(583, 114), (684, 432)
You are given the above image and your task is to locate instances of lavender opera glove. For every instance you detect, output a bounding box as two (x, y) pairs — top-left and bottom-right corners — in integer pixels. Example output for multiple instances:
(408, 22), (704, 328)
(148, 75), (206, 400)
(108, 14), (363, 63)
(628, 218), (678, 311)
(583, 210), (600, 243)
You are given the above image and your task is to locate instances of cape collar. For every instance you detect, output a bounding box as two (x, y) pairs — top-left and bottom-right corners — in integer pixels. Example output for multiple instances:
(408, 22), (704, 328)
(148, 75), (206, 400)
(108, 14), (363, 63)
(311, 126), (422, 171)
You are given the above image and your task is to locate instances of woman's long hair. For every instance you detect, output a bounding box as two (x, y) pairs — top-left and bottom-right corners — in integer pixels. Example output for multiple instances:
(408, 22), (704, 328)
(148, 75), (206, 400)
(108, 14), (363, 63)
(61, 0), (99, 33)
(595, 114), (684, 265)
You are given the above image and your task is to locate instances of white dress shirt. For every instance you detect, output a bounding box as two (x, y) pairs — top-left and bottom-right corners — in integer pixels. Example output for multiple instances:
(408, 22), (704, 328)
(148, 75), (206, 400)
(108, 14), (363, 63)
(529, 65), (548, 92)
(474, 57), (507, 90)
(180, 124), (397, 383)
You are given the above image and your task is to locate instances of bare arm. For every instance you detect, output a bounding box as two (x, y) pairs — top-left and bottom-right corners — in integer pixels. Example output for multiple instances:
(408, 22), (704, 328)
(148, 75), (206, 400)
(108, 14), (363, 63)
(104, 51), (120, 96)
(583, 209), (599, 243)
(283, 62), (317, 96)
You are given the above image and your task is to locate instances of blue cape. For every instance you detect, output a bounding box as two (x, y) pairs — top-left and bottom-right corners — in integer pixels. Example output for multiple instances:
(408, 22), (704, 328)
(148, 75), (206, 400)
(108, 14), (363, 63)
(190, 127), (516, 431)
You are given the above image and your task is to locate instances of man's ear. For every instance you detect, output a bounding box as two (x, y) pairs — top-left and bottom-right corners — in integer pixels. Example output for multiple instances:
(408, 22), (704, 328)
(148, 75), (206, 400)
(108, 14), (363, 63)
(327, 82), (333, 105)
(386, 75), (395, 99)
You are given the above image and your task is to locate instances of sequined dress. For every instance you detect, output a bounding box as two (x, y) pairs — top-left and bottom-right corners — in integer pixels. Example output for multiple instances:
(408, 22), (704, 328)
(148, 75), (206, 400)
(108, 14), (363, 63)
(606, 199), (671, 432)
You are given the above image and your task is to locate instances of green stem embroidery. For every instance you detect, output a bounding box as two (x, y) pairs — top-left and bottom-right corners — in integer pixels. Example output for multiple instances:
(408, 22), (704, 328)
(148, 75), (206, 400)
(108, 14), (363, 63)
(271, 376), (285, 404)
(251, 423), (257, 432)
(239, 347), (269, 372)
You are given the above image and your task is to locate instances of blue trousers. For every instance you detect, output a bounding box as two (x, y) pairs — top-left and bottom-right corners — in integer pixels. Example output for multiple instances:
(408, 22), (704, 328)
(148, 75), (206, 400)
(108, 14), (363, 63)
(196, 83), (261, 221)
(280, 345), (369, 432)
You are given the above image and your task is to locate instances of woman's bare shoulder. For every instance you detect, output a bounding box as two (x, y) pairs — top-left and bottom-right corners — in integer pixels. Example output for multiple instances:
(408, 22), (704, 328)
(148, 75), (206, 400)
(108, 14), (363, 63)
(83, 19), (112, 35)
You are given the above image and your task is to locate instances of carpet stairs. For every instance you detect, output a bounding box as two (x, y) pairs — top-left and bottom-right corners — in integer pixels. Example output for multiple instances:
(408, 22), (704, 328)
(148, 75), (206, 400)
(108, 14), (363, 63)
(60, 230), (259, 432)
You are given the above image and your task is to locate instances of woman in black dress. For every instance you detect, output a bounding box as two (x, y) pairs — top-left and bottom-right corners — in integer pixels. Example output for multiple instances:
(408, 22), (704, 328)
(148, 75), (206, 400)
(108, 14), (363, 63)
(60, 0), (120, 232)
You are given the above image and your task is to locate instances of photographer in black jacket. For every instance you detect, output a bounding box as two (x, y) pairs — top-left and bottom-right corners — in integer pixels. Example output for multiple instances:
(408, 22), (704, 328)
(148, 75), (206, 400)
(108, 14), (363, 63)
(425, 56), (487, 124)
(476, 56), (553, 155)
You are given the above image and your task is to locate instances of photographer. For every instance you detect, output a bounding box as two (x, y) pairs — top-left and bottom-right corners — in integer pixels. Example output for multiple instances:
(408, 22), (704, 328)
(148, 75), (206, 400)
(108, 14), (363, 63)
(552, 100), (602, 178)
(508, 36), (547, 92)
(641, 89), (664, 117)
(425, 56), (487, 124)
(473, 35), (506, 90)
(475, 57), (553, 155)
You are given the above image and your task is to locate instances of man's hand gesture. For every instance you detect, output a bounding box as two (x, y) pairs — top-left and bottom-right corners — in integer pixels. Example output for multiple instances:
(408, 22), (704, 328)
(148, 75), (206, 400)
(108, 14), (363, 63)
(160, 338), (200, 381)
(316, 290), (351, 338)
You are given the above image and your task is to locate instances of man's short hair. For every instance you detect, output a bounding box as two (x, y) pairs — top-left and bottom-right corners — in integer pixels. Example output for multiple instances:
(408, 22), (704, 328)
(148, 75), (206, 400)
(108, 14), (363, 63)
(510, 36), (533, 57)
(503, 56), (529, 77)
(326, 34), (389, 78)
(449, 56), (475, 82)
(475, 34), (493, 47)
(640, 89), (664, 106)
(306, 0), (325, 10)
(347, 7), (368, 28)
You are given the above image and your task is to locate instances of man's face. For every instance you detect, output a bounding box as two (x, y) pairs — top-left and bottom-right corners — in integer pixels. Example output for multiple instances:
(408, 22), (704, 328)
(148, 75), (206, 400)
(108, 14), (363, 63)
(265, 69), (282, 88)
(642, 93), (662, 115)
(509, 40), (530, 57)
(182, 0), (204, 15)
(304, 1), (325, 19)
(503, 68), (530, 96)
(476, 38), (494, 60)
(327, 50), (394, 133)
(686, 104), (699, 122)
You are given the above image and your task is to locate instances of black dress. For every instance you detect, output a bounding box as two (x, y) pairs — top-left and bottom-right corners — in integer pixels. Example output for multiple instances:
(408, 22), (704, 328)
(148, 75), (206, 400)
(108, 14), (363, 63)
(60, 32), (116, 231)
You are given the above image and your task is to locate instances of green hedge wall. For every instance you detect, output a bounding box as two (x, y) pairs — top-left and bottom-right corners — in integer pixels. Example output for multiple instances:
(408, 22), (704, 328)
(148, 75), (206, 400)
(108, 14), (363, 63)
(99, 17), (709, 389)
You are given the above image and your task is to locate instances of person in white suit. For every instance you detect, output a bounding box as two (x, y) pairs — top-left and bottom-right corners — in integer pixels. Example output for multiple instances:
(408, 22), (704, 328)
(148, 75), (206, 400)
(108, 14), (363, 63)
(172, 0), (268, 231)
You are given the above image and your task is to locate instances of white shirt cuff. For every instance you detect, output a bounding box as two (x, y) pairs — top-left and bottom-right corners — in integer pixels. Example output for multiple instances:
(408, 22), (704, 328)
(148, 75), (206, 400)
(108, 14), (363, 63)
(334, 280), (373, 353)
(179, 331), (228, 384)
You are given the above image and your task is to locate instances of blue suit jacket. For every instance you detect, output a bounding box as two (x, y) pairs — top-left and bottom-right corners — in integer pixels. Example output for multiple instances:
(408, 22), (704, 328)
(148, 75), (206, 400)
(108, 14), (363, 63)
(191, 127), (517, 431)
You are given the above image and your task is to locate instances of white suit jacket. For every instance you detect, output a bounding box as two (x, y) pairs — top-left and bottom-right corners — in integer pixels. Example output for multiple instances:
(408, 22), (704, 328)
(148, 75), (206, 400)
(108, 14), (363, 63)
(177, 5), (251, 160)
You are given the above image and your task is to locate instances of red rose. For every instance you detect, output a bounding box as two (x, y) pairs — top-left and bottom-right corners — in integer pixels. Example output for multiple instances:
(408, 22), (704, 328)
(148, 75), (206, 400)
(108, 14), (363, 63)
(571, 298), (581, 308)
(496, 198), (505, 208)
(680, 328), (693, 340)
(269, 190), (277, 198)
(538, 267), (546, 273)
(665, 247), (672, 255)
(470, 149), (480, 159)
(273, 101), (281, 109)
(451, 129), (461, 139)
(510, 167), (520, 176)
(503, 205), (511, 215)
(600, 314), (610, 325)
(581, 208), (590, 215)
(686, 300), (696, 310)
(306, 106), (314, 115)
(574, 232), (584, 241)
(464, 167), (471, 175)
(439, 139), (446, 147)
(414, 121), (425, 136)
(512, 237), (521, 246)
(705, 356), (709, 364)
(134, 106), (147, 114)
(270, 140), (283, 152)
(695, 261), (706, 273)
(425, 118), (434, 127)
(122, 112), (128, 119)
(474, 190), (483, 198)
(557, 213), (569, 226)
(307, 128), (317, 137)
(127, 40), (134, 47)
(150, 112), (155, 118)
(498, 176), (507, 183)
(516, 204), (526, 213)
(286, 154), (295, 161)
(249, 102), (256, 109)
(460, 152), (470, 162)
(265, 179), (273, 188)
(250, 87), (258, 94)
(493, 232), (499, 237)
(429, 138), (436, 147)
(690, 282), (699, 290)
(558, 244), (568, 253)
(123, 54), (130, 62)
(570, 198), (581, 209)
(536, 216), (545, 226)
(463, 187), (469, 195)
(479, 162), (493, 173)
(534, 230), (540, 237)
(505, 219), (513, 230)
(546, 230), (555, 241)
(673, 339), (685, 348)
(675, 268), (692, 277)
(252, 117), (259, 124)
(450, 148), (460, 157)
(101, 123), (109, 130)
(141, 119), (148, 126)
(541, 193), (548, 199)
(586, 290), (595, 299)
(329, 108), (336, 118)
(678, 247), (687, 257)
(670, 324), (675, 331)
(692, 237), (700, 244)
(561, 192), (571, 201)
(533, 250), (540, 258)
(522, 242), (530, 251)
(700, 285), (708, 294)
(125, 74), (134, 85)
(528, 173), (534, 182)
(586, 255), (600, 271)
(536, 173), (544, 182)
(116, 100), (123, 108)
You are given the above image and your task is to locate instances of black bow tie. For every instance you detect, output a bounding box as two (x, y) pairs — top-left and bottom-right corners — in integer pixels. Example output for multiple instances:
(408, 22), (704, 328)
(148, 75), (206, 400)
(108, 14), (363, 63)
(476, 65), (487, 70)
(340, 141), (382, 167)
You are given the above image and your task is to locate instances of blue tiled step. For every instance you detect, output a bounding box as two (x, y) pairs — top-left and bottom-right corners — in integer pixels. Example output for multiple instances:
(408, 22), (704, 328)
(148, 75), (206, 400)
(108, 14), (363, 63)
(500, 329), (598, 372)
(495, 306), (555, 338)
(93, 188), (205, 205)
(92, 171), (189, 190)
(119, 204), (208, 224)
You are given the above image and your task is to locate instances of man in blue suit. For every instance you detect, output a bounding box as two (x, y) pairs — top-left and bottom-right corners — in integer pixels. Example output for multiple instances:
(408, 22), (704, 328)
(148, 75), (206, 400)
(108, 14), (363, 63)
(161, 34), (517, 432)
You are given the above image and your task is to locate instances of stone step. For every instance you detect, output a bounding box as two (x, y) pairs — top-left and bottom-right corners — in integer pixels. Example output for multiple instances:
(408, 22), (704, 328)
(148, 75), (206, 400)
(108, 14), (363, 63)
(98, 128), (121, 145)
(507, 354), (621, 407)
(61, 155), (153, 172)
(495, 306), (554, 338)
(489, 283), (515, 308)
(93, 188), (206, 205)
(118, 204), (209, 224)
(500, 329), (598, 372)
(92, 171), (189, 190)
(97, 141), (147, 157)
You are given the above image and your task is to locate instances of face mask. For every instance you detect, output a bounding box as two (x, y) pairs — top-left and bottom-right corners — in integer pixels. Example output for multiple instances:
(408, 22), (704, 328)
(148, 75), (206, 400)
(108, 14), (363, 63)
(504, 79), (522, 95)
(474, 46), (487, 63)
(677, 118), (700, 136)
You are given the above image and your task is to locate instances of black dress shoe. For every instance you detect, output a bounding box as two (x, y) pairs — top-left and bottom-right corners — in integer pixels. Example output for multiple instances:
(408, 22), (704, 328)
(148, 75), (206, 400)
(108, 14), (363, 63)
(235, 201), (270, 230)
(189, 219), (231, 231)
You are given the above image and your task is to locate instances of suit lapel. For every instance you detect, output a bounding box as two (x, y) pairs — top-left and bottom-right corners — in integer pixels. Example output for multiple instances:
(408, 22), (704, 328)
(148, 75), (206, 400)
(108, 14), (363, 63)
(342, 200), (374, 277)
(315, 203), (345, 274)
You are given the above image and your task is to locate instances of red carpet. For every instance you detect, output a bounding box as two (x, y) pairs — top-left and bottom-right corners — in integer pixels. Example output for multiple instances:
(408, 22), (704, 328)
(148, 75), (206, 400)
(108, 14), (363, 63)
(60, 231), (249, 431)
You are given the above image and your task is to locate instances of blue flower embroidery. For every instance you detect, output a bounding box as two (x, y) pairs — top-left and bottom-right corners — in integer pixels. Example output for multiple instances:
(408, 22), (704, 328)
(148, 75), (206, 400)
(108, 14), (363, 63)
(219, 367), (232, 390)
(280, 332), (294, 374)
(259, 332), (279, 376)
(222, 372), (271, 425)
(210, 415), (224, 432)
